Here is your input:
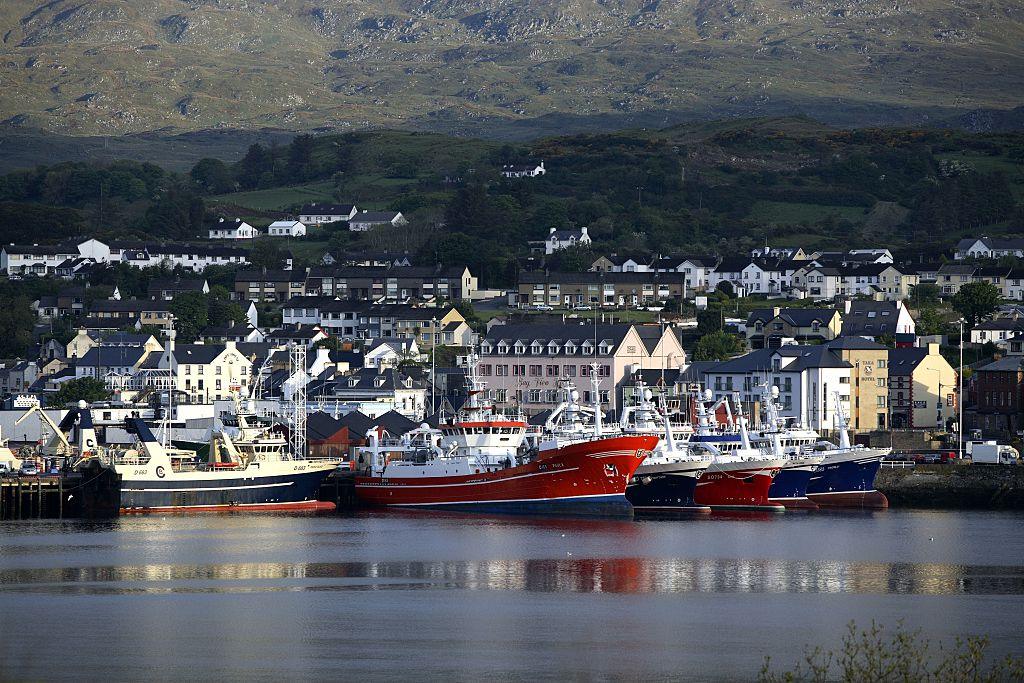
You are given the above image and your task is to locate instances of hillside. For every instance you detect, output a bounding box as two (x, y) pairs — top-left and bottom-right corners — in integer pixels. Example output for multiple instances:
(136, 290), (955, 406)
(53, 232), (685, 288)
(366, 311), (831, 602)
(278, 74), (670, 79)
(3, 118), (1022, 290)
(1, 0), (1023, 137)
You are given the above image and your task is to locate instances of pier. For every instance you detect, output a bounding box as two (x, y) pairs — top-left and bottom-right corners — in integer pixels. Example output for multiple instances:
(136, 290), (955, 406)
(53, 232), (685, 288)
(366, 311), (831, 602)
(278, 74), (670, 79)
(317, 470), (358, 511)
(0, 462), (121, 520)
(878, 463), (1024, 509)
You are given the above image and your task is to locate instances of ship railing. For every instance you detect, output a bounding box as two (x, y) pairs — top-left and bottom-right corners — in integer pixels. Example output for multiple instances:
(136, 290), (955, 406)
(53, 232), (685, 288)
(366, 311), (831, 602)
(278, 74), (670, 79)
(881, 461), (916, 469)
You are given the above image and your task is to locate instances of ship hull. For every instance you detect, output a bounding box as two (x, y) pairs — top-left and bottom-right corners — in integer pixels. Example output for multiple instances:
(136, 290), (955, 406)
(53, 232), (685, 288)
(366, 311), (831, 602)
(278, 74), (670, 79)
(806, 451), (888, 509)
(119, 467), (336, 512)
(626, 460), (710, 512)
(695, 461), (785, 511)
(355, 435), (656, 516)
(768, 463), (819, 509)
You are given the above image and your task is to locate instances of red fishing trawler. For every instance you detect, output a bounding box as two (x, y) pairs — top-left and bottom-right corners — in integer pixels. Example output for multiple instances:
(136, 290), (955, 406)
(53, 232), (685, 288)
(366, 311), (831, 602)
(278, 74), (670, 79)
(353, 353), (655, 515)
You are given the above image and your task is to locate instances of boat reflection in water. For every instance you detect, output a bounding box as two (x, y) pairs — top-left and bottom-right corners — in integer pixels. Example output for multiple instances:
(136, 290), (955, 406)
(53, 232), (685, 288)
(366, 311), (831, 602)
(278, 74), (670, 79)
(3, 557), (1021, 597)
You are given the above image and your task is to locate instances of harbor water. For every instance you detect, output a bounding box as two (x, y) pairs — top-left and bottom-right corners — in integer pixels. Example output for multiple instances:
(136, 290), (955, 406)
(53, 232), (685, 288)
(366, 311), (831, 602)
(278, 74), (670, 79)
(1, 509), (1023, 681)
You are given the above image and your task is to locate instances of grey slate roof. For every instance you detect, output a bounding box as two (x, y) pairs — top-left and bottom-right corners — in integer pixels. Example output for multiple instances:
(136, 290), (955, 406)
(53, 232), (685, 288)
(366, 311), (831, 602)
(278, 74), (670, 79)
(300, 203), (355, 216)
(372, 410), (417, 435)
(170, 344), (224, 365)
(350, 211), (401, 223)
(77, 346), (147, 368)
(888, 348), (929, 376)
(337, 410), (375, 434)
(825, 337), (889, 351)
(747, 307), (836, 327)
(976, 357), (1024, 372)
(307, 411), (343, 441)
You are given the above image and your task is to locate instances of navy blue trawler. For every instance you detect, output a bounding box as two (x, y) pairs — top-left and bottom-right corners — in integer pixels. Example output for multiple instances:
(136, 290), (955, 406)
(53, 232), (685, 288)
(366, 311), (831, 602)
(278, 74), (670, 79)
(117, 418), (337, 512)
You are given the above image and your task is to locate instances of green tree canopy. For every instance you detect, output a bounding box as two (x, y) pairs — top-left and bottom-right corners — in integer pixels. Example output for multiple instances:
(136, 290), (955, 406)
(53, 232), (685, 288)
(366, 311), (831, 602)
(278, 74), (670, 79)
(47, 377), (111, 407)
(190, 158), (234, 194)
(909, 282), (941, 308)
(169, 291), (210, 342)
(692, 331), (743, 361)
(951, 281), (1001, 328)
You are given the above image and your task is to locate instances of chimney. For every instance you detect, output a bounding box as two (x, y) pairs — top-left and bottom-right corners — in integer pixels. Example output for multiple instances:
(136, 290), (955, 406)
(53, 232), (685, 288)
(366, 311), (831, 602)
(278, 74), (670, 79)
(927, 342), (939, 356)
(843, 299), (853, 314)
(549, 227), (556, 235)
(772, 307), (781, 318)
(581, 226), (589, 238)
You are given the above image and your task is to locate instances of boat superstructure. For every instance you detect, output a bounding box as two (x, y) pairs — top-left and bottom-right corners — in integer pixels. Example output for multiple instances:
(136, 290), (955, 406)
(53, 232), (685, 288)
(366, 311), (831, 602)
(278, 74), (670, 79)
(354, 353), (655, 515)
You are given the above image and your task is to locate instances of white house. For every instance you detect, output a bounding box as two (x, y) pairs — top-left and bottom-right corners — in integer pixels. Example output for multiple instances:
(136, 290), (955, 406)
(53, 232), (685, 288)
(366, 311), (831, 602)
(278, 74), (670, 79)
(545, 227), (591, 255)
(840, 300), (916, 338)
(1004, 270), (1024, 300)
(741, 260), (786, 295)
(348, 211), (407, 232)
(797, 266), (843, 300)
(208, 218), (258, 240)
(159, 341), (252, 404)
(267, 220), (307, 238)
(298, 203), (357, 225)
(970, 317), (1024, 345)
(702, 345), (853, 433)
(1, 244), (84, 276)
(955, 237), (1024, 260)
(658, 257), (715, 291)
(502, 161), (546, 178)
(708, 258), (750, 296)
(847, 249), (894, 264)
(364, 339), (421, 369)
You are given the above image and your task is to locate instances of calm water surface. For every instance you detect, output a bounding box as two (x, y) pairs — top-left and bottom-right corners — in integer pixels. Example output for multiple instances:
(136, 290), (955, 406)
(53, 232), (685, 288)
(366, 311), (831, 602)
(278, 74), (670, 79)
(1, 509), (1023, 681)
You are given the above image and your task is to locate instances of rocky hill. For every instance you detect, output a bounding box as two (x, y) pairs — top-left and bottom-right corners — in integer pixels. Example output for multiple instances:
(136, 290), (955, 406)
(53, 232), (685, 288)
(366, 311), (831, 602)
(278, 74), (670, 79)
(2, 0), (1023, 136)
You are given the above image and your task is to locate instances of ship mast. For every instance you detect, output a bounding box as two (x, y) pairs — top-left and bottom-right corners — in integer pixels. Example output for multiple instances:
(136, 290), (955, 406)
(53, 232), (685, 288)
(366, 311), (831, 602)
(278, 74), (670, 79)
(290, 342), (307, 460)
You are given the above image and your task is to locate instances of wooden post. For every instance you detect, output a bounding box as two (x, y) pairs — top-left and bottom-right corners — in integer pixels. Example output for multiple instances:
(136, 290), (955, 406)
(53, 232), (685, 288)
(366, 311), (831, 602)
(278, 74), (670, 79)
(16, 479), (22, 519)
(58, 476), (63, 519)
(37, 479), (42, 518)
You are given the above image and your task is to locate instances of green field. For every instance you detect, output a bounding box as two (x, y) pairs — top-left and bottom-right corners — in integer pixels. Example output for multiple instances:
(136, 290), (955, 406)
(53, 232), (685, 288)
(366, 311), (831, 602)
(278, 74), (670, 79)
(207, 181), (337, 212)
(934, 152), (1024, 200)
(747, 200), (870, 226)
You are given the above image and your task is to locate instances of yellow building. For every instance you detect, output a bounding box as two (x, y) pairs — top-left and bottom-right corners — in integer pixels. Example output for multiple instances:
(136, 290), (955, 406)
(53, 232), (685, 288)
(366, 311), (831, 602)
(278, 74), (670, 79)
(825, 337), (890, 432)
(888, 343), (958, 430)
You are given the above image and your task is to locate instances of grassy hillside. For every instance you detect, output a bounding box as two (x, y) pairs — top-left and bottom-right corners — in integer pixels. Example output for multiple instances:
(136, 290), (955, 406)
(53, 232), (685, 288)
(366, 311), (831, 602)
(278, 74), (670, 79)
(3, 118), (1023, 287)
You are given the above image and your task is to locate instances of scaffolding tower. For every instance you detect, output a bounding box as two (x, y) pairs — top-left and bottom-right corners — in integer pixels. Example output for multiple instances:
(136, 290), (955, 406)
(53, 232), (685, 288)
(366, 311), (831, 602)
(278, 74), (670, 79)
(289, 342), (307, 460)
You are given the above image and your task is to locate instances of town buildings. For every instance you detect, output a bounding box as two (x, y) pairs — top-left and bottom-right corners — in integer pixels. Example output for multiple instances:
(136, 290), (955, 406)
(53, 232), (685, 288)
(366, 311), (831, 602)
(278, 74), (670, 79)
(478, 322), (685, 414)
(347, 211), (407, 232)
(516, 270), (686, 308)
(298, 203), (357, 225)
(267, 220), (308, 237)
(208, 218), (258, 240)
(888, 344), (957, 430)
(545, 227), (591, 254)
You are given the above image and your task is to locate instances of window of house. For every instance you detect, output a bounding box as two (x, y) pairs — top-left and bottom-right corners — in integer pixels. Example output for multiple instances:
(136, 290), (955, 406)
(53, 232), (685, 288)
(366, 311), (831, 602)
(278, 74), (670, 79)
(529, 365), (542, 377)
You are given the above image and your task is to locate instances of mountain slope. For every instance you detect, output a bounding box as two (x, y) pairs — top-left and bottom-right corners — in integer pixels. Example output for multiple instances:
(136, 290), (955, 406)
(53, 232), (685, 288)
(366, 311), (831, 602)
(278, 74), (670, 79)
(1, 0), (1023, 136)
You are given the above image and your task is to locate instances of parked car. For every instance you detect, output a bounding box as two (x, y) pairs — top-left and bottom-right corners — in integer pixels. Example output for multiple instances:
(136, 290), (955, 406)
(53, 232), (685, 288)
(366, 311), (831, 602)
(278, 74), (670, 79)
(0, 462), (12, 477)
(18, 462), (39, 477)
(532, 304), (553, 311)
